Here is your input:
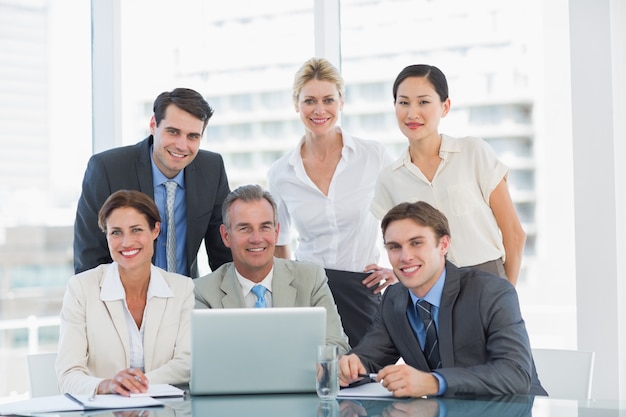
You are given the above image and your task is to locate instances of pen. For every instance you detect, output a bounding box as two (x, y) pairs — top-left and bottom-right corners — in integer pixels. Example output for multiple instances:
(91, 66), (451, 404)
(358, 373), (378, 381)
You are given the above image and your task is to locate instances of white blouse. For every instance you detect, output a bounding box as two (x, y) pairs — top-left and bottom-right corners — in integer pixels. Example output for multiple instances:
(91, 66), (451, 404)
(268, 127), (393, 272)
(371, 134), (508, 267)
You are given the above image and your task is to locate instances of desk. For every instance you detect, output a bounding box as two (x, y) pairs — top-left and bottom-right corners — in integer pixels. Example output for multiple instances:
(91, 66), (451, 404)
(61, 395), (626, 417)
(4, 395), (626, 417)
(187, 395), (626, 417)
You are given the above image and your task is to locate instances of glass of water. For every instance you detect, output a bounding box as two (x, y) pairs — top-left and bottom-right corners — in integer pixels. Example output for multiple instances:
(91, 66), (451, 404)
(316, 344), (339, 399)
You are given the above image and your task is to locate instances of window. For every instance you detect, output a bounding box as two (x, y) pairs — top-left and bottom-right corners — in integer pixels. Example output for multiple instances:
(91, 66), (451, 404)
(2, 0), (602, 400)
(340, 0), (576, 351)
(0, 0), (91, 399)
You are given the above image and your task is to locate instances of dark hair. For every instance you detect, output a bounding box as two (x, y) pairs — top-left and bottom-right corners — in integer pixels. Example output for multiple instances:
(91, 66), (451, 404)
(381, 201), (450, 241)
(392, 64), (449, 103)
(222, 184), (278, 229)
(153, 88), (214, 132)
(98, 190), (161, 232)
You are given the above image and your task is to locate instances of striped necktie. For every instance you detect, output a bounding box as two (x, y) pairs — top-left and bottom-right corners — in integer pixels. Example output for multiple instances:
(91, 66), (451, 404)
(164, 180), (177, 272)
(416, 300), (441, 369)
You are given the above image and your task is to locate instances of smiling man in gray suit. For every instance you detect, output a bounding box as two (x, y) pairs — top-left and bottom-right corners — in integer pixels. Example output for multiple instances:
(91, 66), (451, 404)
(194, 184), (350, 355)
(339, 201), (546, 398)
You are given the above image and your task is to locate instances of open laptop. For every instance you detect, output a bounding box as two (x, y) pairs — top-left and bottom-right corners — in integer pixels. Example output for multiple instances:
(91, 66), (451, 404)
(190, 306), (326, 395)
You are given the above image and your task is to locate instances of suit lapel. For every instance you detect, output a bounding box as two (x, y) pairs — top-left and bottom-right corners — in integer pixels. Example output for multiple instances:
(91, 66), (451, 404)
(143, 296), (168, 372)
(438, 261), (460, 367)
(220, 265), (247, 307)
(271, 260), (297, 307)
(103, 300), (131, 366)
(135, 138), (157, 265)
(392, 289), (430, 369)
(136, 137), (154, 198)
(183, 162), (199, 271)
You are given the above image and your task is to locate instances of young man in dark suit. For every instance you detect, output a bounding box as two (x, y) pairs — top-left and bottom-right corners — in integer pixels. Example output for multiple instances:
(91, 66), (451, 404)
(339, 201), (546, 397)
(74, 88), (232, 277)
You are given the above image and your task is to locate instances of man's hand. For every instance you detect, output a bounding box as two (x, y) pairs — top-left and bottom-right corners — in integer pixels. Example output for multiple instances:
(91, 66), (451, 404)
(338, 354), (368, 386)
(378, 364), (439, 398)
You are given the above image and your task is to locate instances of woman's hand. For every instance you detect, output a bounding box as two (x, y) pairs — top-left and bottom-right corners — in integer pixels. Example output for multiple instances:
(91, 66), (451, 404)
(362, 264), (398, 294)
(97, 368), (149, 396)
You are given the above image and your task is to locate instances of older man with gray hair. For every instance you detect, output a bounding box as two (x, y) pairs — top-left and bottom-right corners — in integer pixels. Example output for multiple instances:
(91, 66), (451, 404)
(194, 184), (350, 354)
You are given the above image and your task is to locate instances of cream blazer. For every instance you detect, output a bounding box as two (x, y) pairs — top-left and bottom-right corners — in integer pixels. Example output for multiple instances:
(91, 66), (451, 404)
(55, 264), (194, 395)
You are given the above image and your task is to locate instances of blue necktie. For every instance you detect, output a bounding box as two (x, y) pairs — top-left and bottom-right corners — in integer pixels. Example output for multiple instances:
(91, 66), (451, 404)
(251, 285), (267, 308)
(416, 300), (441, 370)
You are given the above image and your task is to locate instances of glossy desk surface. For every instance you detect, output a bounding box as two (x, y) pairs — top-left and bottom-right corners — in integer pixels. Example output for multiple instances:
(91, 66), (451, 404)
(27, 394), (624, 417)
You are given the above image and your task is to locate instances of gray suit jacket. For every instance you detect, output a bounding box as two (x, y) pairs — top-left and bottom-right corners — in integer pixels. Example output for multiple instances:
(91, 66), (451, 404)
(73, 136), (232, 277)
(194, 258), (350, 355)
(351, 261), (547, 397)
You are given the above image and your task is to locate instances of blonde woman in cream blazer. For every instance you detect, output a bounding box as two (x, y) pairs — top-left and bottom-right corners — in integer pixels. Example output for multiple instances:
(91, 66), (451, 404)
(56, 190), (194, 396)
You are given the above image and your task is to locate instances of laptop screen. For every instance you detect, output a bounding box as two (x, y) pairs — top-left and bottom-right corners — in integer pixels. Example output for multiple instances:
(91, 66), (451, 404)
(190, 307), (326, 395)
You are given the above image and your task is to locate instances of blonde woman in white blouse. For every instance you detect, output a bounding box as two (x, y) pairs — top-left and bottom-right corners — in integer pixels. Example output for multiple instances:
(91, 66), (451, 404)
(267, 57), (397, 347)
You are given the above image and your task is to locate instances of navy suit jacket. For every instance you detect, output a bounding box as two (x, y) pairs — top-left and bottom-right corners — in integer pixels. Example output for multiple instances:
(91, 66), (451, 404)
(73, 136), (232, 277)
(351, 261), (547, 397)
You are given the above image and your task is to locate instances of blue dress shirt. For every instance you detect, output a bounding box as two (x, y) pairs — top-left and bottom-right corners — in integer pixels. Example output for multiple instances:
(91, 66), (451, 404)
(151, 151), (188, 275)
(406, 268), (447, 395)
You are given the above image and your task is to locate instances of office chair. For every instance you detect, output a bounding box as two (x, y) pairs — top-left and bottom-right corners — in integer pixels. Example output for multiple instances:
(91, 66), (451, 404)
(532, 348), (595, 400)
(26, 352), (59, 397)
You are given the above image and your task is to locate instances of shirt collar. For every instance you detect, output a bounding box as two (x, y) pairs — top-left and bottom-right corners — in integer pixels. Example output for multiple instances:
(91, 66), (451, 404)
(408, 266), (447, 309)
(100, 263), (175, 301)
(288, 126), (354, 166)
(340, 127), (357, 151)
(147, 265), (176, 298)
(437, 134), (460, 158)
(150, 146), (185, 188)
(397, 134), (460, 170)
(235, 266), (274, 296)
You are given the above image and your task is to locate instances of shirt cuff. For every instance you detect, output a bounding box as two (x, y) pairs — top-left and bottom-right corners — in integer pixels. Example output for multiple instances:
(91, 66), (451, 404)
(432, 371), (447, 396)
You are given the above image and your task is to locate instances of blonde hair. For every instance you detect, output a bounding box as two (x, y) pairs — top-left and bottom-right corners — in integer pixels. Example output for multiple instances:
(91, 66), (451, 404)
(292, 57), (345, 106)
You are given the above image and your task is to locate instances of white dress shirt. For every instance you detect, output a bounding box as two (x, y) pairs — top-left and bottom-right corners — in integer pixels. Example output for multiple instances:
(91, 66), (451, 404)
(267, 127), (392, 271)
(235, 267), (274, 308)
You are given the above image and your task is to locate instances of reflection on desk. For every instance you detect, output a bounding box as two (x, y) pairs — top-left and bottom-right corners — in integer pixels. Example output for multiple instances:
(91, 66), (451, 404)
(186, 395), (626, 417)
(341, 395), (535, 417)
(7, 395), (626, 417)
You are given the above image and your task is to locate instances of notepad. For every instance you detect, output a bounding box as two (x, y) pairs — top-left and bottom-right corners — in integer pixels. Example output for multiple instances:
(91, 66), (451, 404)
(129, 384), (185, 398)
(338, 382), (394, 398)
(0, 394), (163, 416)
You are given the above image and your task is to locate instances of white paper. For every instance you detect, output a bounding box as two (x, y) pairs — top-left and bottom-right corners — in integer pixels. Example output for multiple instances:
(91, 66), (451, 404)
(0, 394), (163, 416)
(0, 395), (82, 415)
(70, 394), (163, 409)
(128, 384), (184, 398)
(338, 382), (394, 398)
